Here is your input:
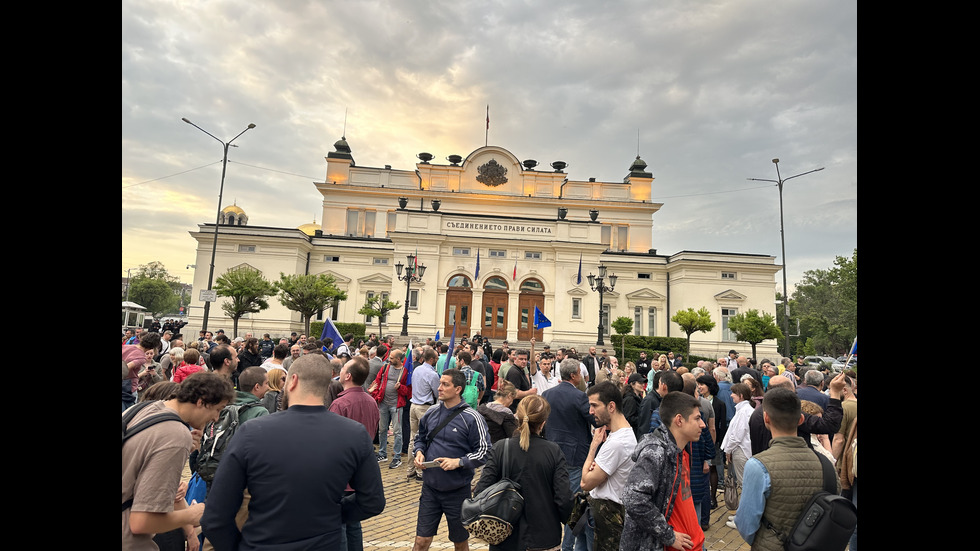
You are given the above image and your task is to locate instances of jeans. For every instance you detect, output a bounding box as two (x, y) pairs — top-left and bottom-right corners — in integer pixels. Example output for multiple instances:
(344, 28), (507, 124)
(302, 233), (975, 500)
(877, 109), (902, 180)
(338, 521), (362, 551)
(378, 404), (402, 459)
(563, 465), (593, 551)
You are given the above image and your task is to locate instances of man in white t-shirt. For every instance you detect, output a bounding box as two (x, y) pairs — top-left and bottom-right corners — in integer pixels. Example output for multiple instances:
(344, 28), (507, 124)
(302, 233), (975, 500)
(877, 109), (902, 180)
(529, 346), (561, 393)
(582, 381), (637, 551)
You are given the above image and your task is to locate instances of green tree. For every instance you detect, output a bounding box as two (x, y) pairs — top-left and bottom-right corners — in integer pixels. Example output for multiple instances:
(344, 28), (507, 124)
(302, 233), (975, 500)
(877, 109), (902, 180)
(358, 294), (402, 337)
(214, 266), (277, 338)
(671, 307), (716, 357)
(611, 316), (634, 358)
(126, 262), (183, 318)
(790, 249), (857, 356)
(274, 273), (348, 336)
(727, 309), (783, 360)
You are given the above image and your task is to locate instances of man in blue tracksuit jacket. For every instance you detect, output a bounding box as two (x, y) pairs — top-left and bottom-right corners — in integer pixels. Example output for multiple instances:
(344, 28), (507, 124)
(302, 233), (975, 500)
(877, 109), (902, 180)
(412, 368), (491, 551)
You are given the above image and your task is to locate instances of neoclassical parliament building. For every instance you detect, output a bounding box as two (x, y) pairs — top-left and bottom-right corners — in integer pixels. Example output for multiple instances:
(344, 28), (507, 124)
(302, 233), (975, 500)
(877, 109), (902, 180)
(188, 137), (781, 359)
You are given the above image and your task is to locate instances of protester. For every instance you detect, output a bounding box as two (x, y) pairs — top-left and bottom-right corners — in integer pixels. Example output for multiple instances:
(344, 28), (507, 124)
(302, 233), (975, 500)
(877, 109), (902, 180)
(473, 394), (573, 551)
(477, 379), (519, 444)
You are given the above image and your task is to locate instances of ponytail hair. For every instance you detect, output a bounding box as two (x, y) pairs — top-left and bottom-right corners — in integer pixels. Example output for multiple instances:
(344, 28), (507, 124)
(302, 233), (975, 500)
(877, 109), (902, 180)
(515, 394), (551, 451)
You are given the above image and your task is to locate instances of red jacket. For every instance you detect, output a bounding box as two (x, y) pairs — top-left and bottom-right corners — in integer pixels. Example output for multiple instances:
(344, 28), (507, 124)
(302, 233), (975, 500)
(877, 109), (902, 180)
(370, 362), (411, 408)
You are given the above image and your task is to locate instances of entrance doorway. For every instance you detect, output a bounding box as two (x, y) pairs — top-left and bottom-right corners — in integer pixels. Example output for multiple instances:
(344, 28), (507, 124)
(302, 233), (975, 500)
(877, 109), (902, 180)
(445, 275), (472, 339)
(518, 278), (545, 341)
(481, 276), (509, 340)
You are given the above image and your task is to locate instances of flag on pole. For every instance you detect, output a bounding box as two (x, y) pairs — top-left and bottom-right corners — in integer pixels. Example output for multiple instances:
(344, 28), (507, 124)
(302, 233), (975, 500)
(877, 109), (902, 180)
(486, 105), (490, 130)
(319, 317), (343, 355)
(475, 248), (481, 280)
(434, 330), (441, 342)
(576, 253), (583, 285)
(512, 259), (517, 281)
(405, 340), (415, 385)
(534, 306), (552, 329)
(444, 322), (457, 376)
(849, 336), (857, 356)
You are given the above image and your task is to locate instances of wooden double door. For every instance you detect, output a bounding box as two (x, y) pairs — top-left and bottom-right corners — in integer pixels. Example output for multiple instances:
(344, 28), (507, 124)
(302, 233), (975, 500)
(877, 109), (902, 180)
(517, 292), (544, 341)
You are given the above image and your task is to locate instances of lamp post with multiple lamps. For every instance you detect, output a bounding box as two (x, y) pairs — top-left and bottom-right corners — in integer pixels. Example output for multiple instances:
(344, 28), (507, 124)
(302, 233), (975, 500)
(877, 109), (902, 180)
(587, 264), (617, 346)
(748, 158), (824, 357)
(181, 117), (256, 334)
(394, 254), (426, 337)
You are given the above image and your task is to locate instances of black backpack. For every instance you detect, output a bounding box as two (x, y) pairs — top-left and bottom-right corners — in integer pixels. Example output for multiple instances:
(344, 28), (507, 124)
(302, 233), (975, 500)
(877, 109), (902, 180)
(196, 402), (263, 483)
(764, 452), (857, 551)
(122, 401), (188, 510)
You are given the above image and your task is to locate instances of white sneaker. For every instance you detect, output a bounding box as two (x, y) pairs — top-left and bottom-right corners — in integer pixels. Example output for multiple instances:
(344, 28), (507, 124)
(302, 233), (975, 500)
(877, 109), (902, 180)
(726, 520), (737, 529)
(728, 515), (735, 521)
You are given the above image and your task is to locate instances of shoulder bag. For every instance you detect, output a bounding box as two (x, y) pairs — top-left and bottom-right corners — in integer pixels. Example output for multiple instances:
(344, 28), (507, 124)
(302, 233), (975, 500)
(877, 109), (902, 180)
(461, 438), (525, 545)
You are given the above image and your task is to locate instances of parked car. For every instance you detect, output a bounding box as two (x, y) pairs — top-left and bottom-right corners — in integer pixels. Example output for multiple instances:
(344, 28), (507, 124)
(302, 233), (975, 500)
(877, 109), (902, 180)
(803, 356), (837, 369)
(832, 356), (857, 372)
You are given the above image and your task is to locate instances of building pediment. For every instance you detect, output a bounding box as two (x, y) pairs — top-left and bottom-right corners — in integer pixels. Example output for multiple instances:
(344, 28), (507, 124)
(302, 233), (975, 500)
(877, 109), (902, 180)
(357, 273), (393, 286)
(714, 289), (747, 301)
(315, 270), (351, 285)
(625, 288), (666, 301)
(567, 287), (589, 297)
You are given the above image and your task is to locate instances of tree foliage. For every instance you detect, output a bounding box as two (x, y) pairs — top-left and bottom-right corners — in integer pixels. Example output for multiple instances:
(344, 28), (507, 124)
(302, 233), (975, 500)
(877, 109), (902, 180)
(126, 261), (182, 318)
(784, 249), (857, 357)
(611, 316), (634, 358)
(728, 309), (783, 360)
(274, 273), (348, 336)
(671, 307), (716, 356)
(358, 295), (402, 337)
(214, 266), (276, 337)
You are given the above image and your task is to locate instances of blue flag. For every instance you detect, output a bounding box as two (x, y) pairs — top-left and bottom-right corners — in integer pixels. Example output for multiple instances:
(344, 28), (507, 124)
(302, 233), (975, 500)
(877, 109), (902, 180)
(434, 330), (441, 342)
(475, 248), (481, 280)
(577, 253), (582, 285)
(534, 306), (551, 329)
(446, 321), (457, 375)
(405, 340), (414, 385)
(849, 336), (857, 356)
(319, 317), (343, 355)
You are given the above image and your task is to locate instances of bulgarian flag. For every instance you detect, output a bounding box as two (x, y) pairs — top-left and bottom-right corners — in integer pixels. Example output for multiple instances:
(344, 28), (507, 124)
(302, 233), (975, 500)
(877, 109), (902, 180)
(512, 259), (517, 281)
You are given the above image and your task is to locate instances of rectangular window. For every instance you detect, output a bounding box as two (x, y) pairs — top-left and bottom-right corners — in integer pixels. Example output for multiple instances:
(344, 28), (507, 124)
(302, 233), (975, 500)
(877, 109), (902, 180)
(648, 307), (656, 337)
(409, 289), (418, 310)
(634, 306), (642, 335)
(489, 249), (506, 258)
(601, 225), (611, 246)
(365, 292), (391, 324)
(373, 258), (389, 265)
(722, 307), (738, 341)
(602, 304), (610, 336)
(722, 272), (737, 280)
(572, 298), (581, 319)
(364, 211), (376, 238)
(524, 251), (542, 260)
(386, 211), (396, 234)
(346, 209), (360, 236)
(638, 273), (651, 279)
(238, 245), (255, 253)
(324, 255), (340, 262)
(453, 247), (470, 256)
(617, 226), (629, 250)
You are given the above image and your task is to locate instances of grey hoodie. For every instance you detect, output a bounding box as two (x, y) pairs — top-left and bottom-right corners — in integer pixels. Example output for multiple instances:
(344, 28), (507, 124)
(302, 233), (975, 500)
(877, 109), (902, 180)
(619, 424), (684, 549)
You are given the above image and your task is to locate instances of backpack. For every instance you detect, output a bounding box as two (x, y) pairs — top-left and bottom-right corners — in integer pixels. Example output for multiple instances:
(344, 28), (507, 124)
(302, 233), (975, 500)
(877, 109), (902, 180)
(122, 401), (188, 511)
(763, 451), (857, 551)
(122, 401), (187, 447)
(461, 369), (480, 409)
(196, 402), (264, 483)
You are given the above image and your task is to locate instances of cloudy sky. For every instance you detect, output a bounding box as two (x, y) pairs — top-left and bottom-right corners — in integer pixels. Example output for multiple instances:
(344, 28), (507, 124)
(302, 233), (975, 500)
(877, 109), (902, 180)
(122, 0), (856, 292)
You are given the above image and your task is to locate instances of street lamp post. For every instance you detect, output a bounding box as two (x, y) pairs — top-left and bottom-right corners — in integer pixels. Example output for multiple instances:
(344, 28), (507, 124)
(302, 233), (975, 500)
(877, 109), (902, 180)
(587, 264), (617, 346)
(394, 254), (426, 337)
(748, 158), (824, 357)
(182, 118), (256, 334)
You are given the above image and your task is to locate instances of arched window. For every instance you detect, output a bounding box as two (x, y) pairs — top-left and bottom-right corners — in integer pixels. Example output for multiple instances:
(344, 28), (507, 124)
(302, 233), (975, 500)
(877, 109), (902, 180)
(484, 276), (508, 290)
(520, 278), (544, 293)
(448, 275), (471, 288)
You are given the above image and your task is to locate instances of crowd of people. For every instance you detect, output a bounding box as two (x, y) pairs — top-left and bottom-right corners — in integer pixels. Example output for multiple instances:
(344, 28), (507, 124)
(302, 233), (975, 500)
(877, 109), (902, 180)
(123, 324), (857, 551)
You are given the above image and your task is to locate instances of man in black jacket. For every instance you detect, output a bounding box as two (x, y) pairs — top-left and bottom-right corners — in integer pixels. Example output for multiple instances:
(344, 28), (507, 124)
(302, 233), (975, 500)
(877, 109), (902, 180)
(748, 371), (846, 455)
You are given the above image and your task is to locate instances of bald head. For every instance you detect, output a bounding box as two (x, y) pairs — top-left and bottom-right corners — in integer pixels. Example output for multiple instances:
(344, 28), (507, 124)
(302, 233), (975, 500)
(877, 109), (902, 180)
(767, 374), (793, 390)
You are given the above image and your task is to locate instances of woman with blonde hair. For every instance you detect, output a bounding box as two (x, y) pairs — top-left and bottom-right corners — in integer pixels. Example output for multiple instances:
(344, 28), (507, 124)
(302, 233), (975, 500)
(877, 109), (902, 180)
(478, 379), (519, 443)
(656, 353), (670, 372)
(473, 394), (573, 551)
(261, 367), (287, 414)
